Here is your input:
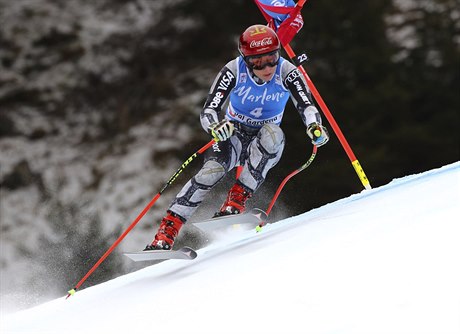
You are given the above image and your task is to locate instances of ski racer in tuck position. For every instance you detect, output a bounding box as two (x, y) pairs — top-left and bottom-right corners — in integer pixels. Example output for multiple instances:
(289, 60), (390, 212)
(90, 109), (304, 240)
(145, 24), (329, 251)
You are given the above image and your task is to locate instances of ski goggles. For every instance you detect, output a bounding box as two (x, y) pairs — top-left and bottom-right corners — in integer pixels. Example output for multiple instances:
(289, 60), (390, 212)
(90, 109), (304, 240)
(244, 50), (280, 70)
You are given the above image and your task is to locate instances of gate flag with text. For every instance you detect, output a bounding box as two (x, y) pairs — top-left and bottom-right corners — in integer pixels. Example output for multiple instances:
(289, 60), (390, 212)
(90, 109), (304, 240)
(254, 0), (304, 46)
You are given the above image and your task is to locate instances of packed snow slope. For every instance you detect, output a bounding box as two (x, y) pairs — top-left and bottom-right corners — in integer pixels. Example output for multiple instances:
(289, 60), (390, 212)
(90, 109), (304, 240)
(2, 162), (459, 334)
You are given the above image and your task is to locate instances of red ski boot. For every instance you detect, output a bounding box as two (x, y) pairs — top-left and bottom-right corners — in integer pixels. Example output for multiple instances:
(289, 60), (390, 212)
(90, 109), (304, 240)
(214, 183), (252, 217)
(145, 211), (185, 250)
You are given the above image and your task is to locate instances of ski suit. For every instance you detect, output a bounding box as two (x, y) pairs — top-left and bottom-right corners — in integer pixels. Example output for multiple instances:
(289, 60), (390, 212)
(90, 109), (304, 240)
(169, 56), (323, 220)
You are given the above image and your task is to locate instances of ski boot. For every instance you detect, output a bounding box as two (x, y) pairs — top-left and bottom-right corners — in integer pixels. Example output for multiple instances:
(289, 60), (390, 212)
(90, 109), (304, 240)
(144, 211), (185, 251)
(214, 183), (252, 217)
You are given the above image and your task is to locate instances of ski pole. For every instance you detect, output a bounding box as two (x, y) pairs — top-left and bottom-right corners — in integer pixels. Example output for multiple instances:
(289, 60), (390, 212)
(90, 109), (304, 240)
(256, 144), (317, 231)
(254, 0), (371, 191)
(66, 138), (216, 298)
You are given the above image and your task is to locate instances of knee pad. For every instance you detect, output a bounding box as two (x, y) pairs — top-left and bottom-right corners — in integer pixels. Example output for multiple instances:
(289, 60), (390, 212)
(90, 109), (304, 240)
(194, 160), (226, 187)
(238, 124), (285, 192)
(258, 123), (285, 154)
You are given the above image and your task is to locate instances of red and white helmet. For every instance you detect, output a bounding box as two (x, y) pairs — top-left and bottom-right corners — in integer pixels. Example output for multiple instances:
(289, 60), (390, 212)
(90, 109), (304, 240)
(238, 24), (280, 58)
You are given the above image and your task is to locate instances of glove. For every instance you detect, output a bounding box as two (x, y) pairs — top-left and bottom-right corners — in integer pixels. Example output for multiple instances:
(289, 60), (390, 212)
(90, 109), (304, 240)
(208, 119), (234, 142)
(306, 123), (329, 147)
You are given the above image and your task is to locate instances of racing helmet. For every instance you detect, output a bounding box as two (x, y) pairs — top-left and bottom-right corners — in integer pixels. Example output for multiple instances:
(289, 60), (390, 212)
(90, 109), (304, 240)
(238, 24), (280, 57)
(238, 24), (281, 70)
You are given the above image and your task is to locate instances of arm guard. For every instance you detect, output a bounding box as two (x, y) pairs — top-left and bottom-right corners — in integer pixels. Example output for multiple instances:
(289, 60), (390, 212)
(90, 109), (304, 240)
(281, 62), (322, 127)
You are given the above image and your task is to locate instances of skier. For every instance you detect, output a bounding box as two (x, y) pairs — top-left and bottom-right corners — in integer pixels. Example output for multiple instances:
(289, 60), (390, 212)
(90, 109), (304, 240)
(145, 24), (329, 250)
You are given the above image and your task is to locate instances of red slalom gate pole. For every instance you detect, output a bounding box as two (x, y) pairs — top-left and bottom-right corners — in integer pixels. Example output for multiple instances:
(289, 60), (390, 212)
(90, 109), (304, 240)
(66, 139), (216, 298)
(254, 0), (371, 190)
(284, 44), (371, 190)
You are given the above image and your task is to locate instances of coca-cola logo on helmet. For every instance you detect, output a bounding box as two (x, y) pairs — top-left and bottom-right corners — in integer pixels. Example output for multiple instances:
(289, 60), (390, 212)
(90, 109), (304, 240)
(250, 37), (273, 49)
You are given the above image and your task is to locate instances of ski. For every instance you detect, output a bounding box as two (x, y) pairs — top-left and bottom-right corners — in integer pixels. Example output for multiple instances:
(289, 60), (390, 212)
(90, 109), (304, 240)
(124, 246), (197, 262)
(192, 208), (267, 233)
(125, 210), (266, 261)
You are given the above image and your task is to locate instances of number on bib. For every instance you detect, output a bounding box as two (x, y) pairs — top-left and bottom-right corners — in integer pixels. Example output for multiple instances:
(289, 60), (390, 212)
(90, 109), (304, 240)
(250, 107), (263, 118)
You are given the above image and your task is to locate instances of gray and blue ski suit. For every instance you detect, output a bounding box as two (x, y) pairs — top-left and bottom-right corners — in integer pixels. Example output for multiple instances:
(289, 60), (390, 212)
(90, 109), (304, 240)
(169, 56), (323, 220)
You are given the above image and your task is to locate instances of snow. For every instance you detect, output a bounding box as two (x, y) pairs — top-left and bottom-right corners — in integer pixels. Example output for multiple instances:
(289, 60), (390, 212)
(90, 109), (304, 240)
(1, 162), (459, 334)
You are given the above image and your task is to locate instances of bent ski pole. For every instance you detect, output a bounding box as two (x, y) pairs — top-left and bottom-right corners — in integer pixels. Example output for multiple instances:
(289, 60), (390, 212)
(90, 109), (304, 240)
(256, 144), (317, 231)
(66, 139), (216, 298)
